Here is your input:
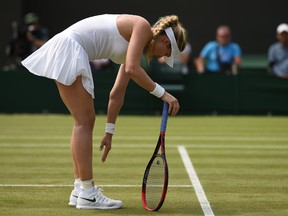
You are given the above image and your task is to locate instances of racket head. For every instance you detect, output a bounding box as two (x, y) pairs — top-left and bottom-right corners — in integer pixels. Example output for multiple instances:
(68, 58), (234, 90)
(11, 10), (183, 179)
(141, 148), (169, 211)
(142, 101), (169, 211)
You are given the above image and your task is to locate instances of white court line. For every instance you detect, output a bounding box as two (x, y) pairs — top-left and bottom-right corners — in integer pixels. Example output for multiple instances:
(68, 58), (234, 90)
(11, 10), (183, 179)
(0, 184), (192, 188)
(178, 145), (215, 216)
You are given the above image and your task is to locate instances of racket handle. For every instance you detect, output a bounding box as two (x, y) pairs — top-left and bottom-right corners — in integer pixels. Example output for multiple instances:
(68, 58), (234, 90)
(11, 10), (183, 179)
(160, 102), (169, 132)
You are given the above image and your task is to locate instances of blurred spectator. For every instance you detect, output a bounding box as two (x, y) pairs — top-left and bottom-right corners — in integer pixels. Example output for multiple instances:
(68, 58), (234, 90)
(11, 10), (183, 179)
(194, 25), (241, 75)
(178, 42), (192, 75)
(90, 59), (112, 72)
(158, 42), (192, 75)
(3, 12), (49, 71)
(89, 58), (118, 73)
(267, 23), (288, 79)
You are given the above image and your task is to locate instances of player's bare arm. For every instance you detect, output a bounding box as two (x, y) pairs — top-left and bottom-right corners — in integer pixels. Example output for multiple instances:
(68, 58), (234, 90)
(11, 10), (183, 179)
(107, 64), (130, 124)
(100, 65), (130, 162)
(118, 15), (156, 92)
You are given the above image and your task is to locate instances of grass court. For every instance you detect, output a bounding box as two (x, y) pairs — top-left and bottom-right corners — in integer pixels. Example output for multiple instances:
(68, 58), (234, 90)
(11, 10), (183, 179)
(0, 114), (287, 216)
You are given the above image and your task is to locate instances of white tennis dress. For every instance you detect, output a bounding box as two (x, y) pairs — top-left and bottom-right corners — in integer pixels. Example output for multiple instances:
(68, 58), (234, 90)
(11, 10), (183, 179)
(21, 14), (129, 98)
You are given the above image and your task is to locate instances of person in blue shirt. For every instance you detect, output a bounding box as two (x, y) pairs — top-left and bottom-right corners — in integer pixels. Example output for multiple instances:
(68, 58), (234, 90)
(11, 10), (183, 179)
(268, 23), (288, 79)
(194, 25), (241, 75)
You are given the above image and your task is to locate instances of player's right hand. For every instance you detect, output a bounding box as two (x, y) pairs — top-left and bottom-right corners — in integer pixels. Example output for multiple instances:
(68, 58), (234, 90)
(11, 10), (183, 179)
(99, 133), (113, 162)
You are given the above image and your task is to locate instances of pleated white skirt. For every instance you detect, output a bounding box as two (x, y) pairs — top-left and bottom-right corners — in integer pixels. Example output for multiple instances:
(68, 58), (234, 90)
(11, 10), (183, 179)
(21, 31), (95, 98)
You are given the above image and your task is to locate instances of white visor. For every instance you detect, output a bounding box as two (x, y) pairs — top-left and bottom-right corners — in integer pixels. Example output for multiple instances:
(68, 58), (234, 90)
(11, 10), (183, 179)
(164, 27), (181, 68)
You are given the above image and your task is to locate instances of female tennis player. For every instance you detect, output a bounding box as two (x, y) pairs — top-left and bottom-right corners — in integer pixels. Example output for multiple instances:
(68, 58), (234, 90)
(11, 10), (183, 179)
(21, 14), (187, 210)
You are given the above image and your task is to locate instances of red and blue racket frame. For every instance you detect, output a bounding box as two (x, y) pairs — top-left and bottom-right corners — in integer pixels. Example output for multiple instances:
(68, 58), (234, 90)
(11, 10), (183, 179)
(142, 101), (169, 211)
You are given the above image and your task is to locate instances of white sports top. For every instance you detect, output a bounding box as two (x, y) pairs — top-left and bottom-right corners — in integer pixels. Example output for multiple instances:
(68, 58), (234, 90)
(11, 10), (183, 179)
(66, 14), (128, 64)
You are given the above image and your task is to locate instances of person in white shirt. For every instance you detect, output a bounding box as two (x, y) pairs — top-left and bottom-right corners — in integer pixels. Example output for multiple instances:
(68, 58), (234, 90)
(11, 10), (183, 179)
(268, 23), (288, 79)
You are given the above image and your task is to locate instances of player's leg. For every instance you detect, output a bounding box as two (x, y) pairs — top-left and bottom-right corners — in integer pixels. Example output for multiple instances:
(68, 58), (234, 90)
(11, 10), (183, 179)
(56, 76), (95, 206)
(56, 76), (95, 181)
(56, 76), (122, 209)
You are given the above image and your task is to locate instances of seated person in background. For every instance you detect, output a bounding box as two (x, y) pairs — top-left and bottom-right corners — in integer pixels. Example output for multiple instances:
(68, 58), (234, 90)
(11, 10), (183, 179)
(268, 23), (288, 79)
(178, 42), (192, 75)
(4, 12), (49, 70)
(158, 42), (192, 74)
(23, 12), (49, 54)
(194, 25), (241, 75)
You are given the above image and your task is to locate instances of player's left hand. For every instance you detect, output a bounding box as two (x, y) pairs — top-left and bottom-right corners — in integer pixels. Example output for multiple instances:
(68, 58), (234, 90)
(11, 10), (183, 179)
(161, 92), (180, 116)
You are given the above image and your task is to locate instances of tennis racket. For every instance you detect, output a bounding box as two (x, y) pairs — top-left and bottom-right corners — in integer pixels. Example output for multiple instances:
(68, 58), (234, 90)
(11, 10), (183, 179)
(142, 101), (169, 211)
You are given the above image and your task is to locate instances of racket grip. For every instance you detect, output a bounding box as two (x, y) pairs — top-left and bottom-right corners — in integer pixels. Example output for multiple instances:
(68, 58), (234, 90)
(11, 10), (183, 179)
(160, 102), (169, 132)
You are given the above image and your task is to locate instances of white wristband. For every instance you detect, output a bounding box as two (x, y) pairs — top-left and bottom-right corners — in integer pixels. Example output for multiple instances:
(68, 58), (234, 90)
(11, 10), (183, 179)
(105, 123), (115, 135)
(150, 83), (165, 98)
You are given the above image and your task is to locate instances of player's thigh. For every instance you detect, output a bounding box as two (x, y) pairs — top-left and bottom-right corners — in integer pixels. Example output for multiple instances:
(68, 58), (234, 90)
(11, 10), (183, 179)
(56, 76), (95, 125)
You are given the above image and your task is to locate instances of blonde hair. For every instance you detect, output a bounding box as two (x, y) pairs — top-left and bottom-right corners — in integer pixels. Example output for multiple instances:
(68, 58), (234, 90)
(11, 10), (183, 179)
(146, 15), (187, 62)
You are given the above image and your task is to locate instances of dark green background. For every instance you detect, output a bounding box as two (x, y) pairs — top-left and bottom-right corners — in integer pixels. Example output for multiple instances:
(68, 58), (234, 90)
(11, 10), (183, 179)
(1, 64), (287, 115)
(1, 0), (288, 115)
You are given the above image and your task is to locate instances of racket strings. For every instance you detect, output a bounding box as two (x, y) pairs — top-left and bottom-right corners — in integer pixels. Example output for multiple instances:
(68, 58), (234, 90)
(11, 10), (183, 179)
(145, 156), (165, 209)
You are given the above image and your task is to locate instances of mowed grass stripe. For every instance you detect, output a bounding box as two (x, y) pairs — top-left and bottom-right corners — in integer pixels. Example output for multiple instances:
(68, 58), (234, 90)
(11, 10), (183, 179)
(1, 134), (288, 141)
(1, 143), (288, 149)
(0, 184), (193, 188)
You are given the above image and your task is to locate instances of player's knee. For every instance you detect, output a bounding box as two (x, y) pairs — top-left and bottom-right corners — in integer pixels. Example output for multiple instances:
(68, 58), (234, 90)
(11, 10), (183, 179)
(74, 113), (95, 129)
